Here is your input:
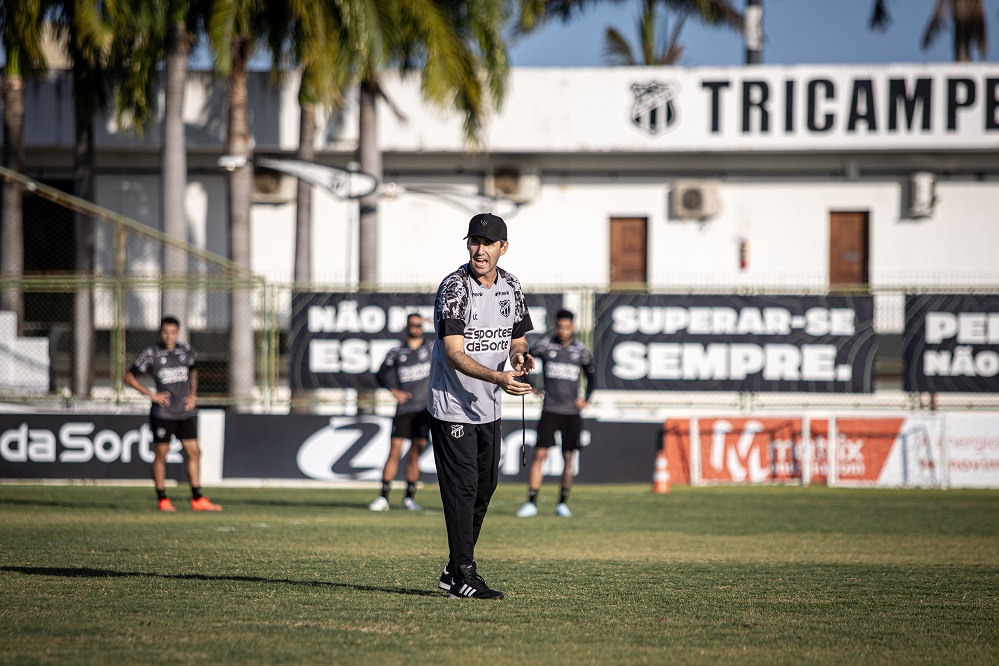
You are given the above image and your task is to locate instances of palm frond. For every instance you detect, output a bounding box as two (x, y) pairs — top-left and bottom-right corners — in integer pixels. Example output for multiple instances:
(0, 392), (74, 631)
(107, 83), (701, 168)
(868, 0), (892, 31)
(920, 0), (950, 50)
(603, 26), (637, 66)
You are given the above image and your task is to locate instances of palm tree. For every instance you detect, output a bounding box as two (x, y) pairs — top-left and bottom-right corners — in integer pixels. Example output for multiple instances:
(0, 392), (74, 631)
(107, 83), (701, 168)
(43, 0), (174, 398)
(161, 2), (204, 335)
(520, 0), (743, 61)
(206, 0), (287, 407)
(1, 0), (47, 335)
(285, 2), (357, 287)
(47, 0), (143, 398)
(604, 0), (690, 65)
(354, 0), (517, 290)
(869, 0), (990, 62)
(599, 0), (744, 66)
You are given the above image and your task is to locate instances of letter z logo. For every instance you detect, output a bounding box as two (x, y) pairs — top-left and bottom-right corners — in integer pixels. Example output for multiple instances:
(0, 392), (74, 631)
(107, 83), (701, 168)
(297, 417), (393, 481)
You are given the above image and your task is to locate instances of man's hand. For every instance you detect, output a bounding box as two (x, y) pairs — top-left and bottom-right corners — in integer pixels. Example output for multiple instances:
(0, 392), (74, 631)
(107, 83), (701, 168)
(389, 388), (412, 405)
(183, 394), (197, 411)
(510, 352), (535, 376)
(575, 397), (588, 411)
(151, 391), (171, 407)
(497, 371), (533, 396)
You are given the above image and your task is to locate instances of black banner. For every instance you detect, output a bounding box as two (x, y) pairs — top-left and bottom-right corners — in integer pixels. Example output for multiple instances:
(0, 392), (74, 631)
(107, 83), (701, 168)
(594, 293), (876, 392)
(289, 291), (563, 390)
(0, 414), (183, 479)
(903, 294), (999, 392)
(222, 414), (662, 484)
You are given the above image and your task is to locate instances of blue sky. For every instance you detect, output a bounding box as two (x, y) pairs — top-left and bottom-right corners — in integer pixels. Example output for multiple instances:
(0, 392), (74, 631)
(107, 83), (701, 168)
(509, 0), (999, 67)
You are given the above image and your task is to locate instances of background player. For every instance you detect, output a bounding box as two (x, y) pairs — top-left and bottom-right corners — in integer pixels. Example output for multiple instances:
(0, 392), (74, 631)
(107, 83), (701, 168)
(518, 309), (596, 518)
(369, 313), (432, 512)
(124, 316), (221, 512)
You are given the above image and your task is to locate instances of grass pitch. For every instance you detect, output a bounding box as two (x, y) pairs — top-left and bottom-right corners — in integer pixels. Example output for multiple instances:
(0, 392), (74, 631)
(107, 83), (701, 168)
(1, 484), (997, 665)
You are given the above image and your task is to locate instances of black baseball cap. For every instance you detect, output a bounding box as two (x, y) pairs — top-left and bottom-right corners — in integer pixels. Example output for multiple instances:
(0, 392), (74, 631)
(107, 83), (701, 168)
(464, 213), (507, 242)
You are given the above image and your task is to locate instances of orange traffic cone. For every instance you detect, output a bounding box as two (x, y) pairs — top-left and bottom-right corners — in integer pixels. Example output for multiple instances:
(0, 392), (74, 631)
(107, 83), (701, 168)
(653, 448), (671, 494)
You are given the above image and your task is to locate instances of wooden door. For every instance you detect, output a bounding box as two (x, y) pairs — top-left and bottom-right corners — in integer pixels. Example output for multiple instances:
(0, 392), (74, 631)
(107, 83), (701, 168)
(829, 211), (869, 287)
(610, 217), (647, 285)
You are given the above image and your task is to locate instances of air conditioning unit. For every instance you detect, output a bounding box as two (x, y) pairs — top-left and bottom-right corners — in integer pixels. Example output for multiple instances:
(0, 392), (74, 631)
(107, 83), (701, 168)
(253, 172), (298, 204)
(672, 180), (720, 219)
(492, 167), (541, 204)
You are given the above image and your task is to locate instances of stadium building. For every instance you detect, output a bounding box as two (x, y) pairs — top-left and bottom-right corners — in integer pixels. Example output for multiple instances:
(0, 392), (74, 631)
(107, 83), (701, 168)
(3, 63), (998, 488)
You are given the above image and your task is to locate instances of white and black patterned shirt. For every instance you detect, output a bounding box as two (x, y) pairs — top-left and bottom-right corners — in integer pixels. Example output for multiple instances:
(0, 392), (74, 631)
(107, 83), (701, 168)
(129, 342), (196, 420)
(428, 263), (533, 424)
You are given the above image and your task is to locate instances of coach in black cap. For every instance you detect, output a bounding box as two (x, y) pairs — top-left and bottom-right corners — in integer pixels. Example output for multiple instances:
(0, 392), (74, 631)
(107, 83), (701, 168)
(428, 211), (534, 600)
(464, 212), (507, 242)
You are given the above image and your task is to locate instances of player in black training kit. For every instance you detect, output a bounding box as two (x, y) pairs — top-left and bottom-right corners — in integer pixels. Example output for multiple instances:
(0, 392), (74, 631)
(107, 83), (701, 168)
(125, 316), (221, 512)
(518, 309), (596, 518)
(369, 313), (432, 512)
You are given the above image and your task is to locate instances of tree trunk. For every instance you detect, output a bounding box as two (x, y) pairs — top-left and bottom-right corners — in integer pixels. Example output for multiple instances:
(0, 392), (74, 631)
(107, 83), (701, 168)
(72, 65), (96, 399)
(295, 101), (315, 286)
(1, 72), (25, 334)
(227, 36), (256, 409)
(162, 19), (191, 333)
(356, 79), (382, 414)
(357, 79), (381, 290)
(290, 98), (316, 414)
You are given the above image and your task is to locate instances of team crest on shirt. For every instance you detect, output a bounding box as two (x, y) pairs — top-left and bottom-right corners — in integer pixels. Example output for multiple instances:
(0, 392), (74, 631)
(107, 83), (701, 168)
(451, 424), (464, 438)
(499, 299), (511, 318)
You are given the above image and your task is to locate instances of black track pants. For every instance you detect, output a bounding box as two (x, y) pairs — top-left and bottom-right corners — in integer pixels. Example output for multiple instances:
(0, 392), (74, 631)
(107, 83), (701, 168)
(430, 417), (502, 570)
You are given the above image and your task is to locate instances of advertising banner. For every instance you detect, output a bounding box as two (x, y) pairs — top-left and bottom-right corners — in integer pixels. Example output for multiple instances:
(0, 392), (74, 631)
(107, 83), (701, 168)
(903, 294), (999, 392)
(222, 414), (662, 484)
(595, 294), (875, 392)
(289, 292), (564, 390)
(943, 414), (999, 487)
(0, 414), (182, 480)
(660, 415), (956, 488)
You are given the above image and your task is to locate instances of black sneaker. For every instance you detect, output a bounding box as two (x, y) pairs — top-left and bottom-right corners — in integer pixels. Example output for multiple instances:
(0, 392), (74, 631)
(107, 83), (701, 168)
(438, 566), (453, 591)
(448, 562), (504, 600)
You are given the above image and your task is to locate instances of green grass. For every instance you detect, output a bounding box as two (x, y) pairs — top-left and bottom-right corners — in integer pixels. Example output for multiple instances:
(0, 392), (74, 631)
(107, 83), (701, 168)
(1, 484), (997, 665)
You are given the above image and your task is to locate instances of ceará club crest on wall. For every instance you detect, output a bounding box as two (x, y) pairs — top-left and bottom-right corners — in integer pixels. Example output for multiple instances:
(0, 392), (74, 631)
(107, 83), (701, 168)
(630, 81), (680, 137)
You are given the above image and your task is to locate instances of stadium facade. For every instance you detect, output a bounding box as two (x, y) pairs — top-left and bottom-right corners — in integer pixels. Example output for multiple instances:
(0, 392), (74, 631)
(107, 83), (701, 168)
(5, 63), (999, 489)
(18, 63), (999, 290)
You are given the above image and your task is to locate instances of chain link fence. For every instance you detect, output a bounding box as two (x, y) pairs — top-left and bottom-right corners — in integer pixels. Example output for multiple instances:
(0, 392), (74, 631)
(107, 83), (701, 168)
(1, 165), (996, 413)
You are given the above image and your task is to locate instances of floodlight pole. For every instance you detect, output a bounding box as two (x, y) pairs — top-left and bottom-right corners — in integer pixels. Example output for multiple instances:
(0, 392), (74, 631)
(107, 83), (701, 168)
(745, 0), (763, 65)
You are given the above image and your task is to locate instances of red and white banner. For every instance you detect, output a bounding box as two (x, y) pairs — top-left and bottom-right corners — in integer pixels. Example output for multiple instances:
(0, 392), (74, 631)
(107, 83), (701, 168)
(944, 414), (999, 487)
(661, 412), (998, 488)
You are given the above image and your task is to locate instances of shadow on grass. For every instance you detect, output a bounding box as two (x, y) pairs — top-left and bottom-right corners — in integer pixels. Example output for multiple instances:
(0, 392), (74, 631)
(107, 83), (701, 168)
(224, 498), (373, 511)
(1, 565), (438, 598)
(227, 497), (441, 514)
(0, 497), (123, 510)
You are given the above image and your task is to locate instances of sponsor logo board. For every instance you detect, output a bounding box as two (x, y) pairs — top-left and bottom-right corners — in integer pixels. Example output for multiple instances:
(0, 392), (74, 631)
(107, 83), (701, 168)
(595, 293), (876, 392)
(0, 415), (182, 479)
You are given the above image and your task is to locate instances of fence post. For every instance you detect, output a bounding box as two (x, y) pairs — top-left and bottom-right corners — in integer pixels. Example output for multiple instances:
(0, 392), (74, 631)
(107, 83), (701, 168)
(690, 416), (702, 486)
(828, 415), (839, 487)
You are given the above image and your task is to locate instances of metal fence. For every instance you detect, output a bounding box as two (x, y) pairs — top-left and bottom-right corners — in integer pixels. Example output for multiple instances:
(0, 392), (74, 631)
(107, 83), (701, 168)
(1, 166), (997, 413)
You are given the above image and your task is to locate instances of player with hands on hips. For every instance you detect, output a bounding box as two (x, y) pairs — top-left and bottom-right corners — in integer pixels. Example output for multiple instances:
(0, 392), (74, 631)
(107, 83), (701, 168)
(124, 316), (221, 512)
